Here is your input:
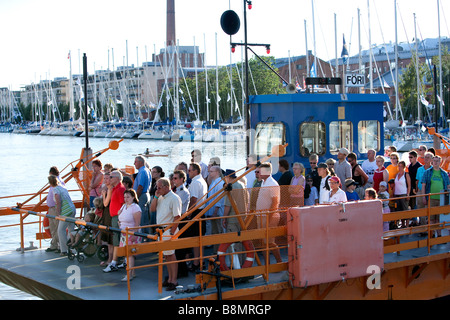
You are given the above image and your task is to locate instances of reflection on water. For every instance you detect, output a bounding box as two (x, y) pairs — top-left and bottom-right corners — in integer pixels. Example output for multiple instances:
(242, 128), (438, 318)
(0, 283), (41, 300)
(0, 133), (246, 299)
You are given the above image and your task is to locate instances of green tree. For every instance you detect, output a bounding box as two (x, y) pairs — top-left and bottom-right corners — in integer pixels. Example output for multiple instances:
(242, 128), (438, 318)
(398, 52), (431, 123)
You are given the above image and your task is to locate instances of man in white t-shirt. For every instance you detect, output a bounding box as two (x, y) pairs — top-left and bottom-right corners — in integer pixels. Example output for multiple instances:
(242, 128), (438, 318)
(151, 177), (181, 291)
(255, 162), (282, 263)
(186, 162), (208, 271)
(361, 149), (378, 187)
(317, 163), (331, 205)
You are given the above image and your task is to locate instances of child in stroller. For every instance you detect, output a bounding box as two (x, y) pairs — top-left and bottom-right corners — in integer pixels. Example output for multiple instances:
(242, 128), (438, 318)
(67, 211), (107, 262)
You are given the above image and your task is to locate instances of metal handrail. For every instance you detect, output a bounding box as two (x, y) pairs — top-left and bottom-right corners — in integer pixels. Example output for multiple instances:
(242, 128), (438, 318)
(3, 187), (449, 299)
(120, 208), (289, 299)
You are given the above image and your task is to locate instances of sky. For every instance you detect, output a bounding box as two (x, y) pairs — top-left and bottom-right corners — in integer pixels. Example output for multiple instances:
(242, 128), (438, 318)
(0, 0), (448, 91)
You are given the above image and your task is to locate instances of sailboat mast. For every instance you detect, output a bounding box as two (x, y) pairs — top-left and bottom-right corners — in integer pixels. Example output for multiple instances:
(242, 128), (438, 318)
(368, 0), (373, 93)
(305, 20), (310, 78)
(334, 14), (339, 94)
(194, 37), (200, 120)
(312, 0), (318, 78)
(215, 32), (220, 122)
(414, 13), (421, 121)
(204, 34), (209, 123)
(358, 8), (362, 93)
(437, 0), (444, 122)
(395, 0), (399, 121)
(69, 50), (74, 121)
(288, 50), (292, 84)
(175, 40), (180, 124)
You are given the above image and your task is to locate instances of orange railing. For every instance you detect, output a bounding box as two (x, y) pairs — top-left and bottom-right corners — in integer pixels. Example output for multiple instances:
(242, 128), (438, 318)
(0, 140), (124, 251)
(0, 190), (85, 251)
(2, 184), (450, 300)
(115, 189), (449, 299)
(2, 140), (450, 299)
(381, 192), (450, 255)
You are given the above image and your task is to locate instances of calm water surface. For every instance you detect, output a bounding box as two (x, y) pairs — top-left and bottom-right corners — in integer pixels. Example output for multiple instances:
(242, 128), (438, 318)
(0, 133), (246, 299)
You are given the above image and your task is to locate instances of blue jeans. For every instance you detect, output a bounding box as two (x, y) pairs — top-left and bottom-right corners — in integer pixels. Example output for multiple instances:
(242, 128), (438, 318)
(138, 193), (150, 235)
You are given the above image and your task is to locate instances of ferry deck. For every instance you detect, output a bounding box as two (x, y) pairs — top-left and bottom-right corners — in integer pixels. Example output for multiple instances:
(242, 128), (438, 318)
(0, 197), (449, 301)
(1, 93), (449, 300)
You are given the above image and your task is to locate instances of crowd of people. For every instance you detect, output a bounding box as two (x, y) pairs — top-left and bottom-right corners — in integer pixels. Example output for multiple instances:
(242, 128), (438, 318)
(43, 145), (449, 289)
(305, 145), (450, 234)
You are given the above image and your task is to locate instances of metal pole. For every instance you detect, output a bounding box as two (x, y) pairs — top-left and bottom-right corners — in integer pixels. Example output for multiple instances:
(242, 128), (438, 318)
(437, 0), (444, 124)
(434, 65), (440, 149)
(244, 0), (250, 157)
(395, 0), (399, 119)
(83, 53), (89, 150)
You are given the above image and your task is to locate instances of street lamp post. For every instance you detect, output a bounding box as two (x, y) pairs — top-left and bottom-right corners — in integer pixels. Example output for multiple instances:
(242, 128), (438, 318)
(221, 1), (273, 156)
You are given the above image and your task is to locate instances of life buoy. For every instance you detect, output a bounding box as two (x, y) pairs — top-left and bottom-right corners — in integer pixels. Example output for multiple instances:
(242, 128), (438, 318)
(43, 217), (51, 237)
(217, 240), (255, 271)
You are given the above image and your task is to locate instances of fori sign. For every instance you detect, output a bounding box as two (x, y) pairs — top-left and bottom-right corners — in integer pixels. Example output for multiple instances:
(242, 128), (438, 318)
(345, 74), (366, 87)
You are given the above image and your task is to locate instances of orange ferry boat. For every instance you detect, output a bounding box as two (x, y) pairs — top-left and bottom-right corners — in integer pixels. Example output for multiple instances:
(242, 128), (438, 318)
(0, 92), (449, 301)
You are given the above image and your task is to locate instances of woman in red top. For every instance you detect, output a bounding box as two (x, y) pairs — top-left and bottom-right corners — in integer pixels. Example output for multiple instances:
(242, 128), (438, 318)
(373, 155), (389, 192)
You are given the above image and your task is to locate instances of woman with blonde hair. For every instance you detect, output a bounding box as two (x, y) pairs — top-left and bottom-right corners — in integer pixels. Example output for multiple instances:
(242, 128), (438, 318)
(373, 155), (389, 192)
(289, 162), (305, 206)
(325, 158), (336, 176)
(387, 152), (400, 181)
(48, 175), (76, 256)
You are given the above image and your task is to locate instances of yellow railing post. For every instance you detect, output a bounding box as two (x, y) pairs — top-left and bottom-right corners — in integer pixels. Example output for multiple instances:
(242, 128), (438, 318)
(265, 211), (269, 281)
(427, 195), (431, 254)
(158, 229), (163, 294)
(125, 227), (131, 300)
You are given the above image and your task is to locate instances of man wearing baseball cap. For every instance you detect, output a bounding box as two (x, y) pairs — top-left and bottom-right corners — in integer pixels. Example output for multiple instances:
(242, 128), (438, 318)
(334, 148), (352, 192)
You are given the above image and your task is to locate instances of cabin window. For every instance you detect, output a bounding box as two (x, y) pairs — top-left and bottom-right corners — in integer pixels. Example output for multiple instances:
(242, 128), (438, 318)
(299, 122), (326, 157)
(329, 121), (353, 154)
(358, 120), (380, 153)
(254, 122), (286, 156)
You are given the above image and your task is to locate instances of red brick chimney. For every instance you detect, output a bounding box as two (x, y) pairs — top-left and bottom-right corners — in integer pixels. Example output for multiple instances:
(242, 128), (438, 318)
(167, 0), (176, 46)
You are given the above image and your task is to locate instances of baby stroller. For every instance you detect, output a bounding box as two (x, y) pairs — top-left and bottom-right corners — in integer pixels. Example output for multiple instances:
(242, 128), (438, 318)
(67, 225), (108, 263)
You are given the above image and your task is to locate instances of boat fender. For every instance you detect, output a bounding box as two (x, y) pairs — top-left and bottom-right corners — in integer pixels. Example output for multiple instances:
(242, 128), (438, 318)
(217, 240), (255, 271)
(43, 217), (51, 237)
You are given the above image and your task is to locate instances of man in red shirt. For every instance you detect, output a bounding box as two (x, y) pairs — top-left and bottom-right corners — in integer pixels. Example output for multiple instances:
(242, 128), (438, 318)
(103, 170), (126, 273)
(110, 170), (126, 219)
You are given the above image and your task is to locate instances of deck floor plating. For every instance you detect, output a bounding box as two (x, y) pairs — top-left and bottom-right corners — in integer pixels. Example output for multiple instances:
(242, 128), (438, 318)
(0, 247), (290, 300)
(0, 233), (448, 300)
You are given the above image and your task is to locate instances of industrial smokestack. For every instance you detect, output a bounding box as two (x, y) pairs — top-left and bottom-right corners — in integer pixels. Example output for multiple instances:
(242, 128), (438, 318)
(167, 0), (176, 46)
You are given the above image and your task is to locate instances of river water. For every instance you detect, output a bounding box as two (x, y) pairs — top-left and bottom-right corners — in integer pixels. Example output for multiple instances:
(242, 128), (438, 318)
(0, 133), (246, 299)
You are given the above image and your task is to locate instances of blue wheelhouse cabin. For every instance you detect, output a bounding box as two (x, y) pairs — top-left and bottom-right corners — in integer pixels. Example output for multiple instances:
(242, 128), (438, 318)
(249, 93), (390, 173)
